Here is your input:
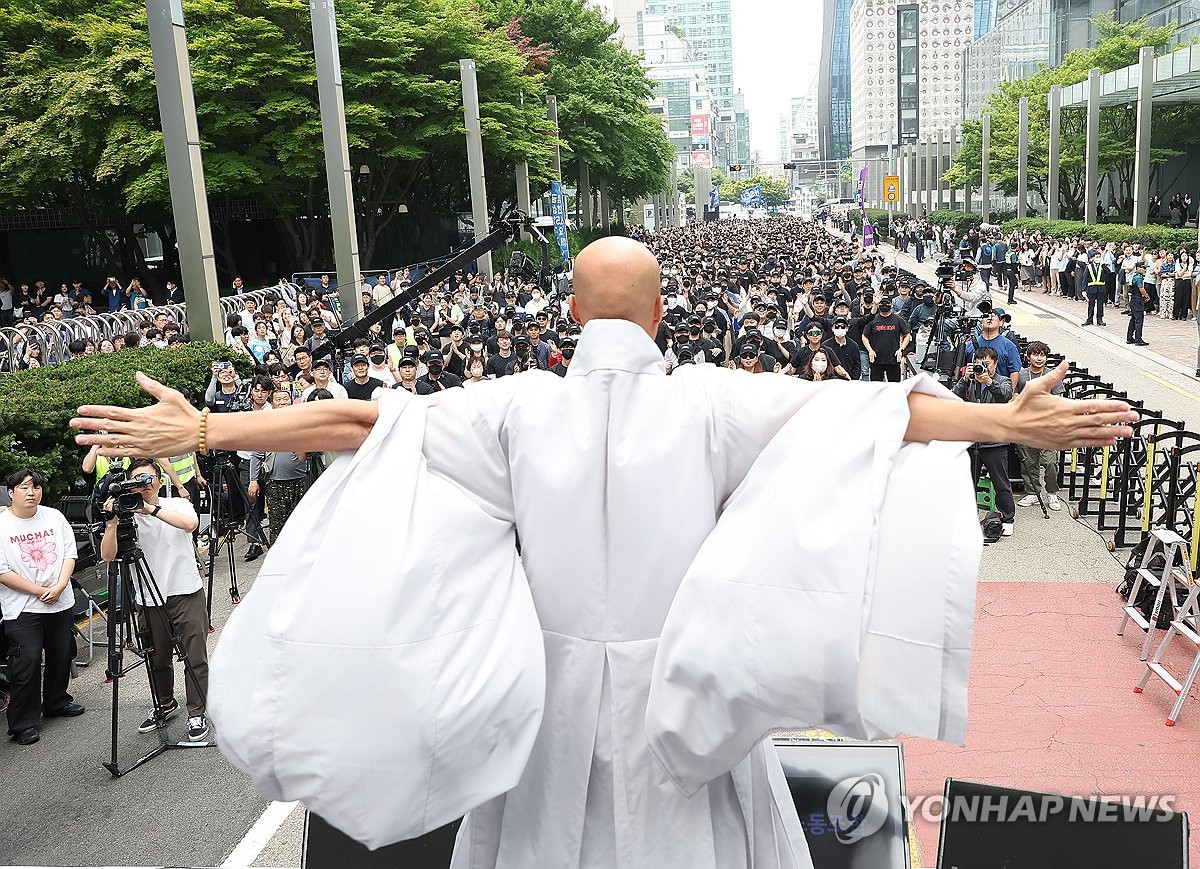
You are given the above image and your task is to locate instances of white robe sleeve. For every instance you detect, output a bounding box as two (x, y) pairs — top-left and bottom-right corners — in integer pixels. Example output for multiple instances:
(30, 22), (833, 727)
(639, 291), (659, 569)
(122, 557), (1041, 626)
(645, 374), (981, 796)
(209, 390), (544, 848)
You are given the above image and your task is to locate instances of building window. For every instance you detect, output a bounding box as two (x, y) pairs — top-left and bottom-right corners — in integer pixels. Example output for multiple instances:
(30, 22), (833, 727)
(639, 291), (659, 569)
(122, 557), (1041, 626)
(897, 4), (920, 143)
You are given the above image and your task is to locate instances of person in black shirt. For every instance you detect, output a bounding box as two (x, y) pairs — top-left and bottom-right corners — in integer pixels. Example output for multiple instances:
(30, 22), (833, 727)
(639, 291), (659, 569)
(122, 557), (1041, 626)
(550, 338), (577, 376)
(828, 317), (862, 381)
(392, 357), (434, 394)
(861, 296), (911, 382)
(787, 322), (847, 378)
(486, 332), (516, 378)
(420, 350), (463, 391)
(345, 355), (384, 400)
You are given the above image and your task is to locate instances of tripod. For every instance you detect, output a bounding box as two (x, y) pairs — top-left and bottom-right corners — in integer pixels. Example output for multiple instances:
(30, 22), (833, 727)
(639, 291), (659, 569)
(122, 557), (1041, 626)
(204, 452), (253, 623)
(102, 513), (213, 777)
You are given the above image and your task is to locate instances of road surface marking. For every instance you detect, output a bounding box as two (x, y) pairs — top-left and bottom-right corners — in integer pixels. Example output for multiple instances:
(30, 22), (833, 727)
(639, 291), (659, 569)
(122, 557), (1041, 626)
(1142, 371), (1200, 403)
(222, 800), (299, 868)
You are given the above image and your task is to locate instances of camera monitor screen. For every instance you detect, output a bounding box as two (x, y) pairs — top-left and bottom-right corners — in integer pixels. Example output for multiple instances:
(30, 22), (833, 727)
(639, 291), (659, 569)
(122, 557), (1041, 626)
(937, 779), (1188, 869)
(773, 738), (911, 869)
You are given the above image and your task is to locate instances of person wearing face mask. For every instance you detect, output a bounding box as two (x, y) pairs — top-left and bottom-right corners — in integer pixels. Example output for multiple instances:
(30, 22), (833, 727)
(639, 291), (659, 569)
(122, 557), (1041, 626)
(550, 337), (577, 376)
(786, 323), (847, 379)
(420, 350), (463, 391)
(765, 317), (795, 367)
(801, 348), (848, 381)
(827, 317), (862, 381)
(464, 356), (488, 386)
(861, 294), (910, 382)
(366, 343), (398, 386)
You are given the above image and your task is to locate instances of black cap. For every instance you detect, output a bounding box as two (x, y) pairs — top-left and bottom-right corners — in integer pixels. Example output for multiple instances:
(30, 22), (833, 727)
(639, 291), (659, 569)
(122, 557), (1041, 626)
(393, 325), (406, 335)
(833, 317), (849, 327)
(312, 358), (332, 370)
(351, 354), (369, 366)
(425, 350), (444, 364)
(397, 356), (417, 368)
(369, 342), (386, 353)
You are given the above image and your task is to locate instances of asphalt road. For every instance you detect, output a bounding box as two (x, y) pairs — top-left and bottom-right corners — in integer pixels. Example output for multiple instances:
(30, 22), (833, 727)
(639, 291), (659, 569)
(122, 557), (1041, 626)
(1, 253), (1195, 866)
(0, 543), (270, 867)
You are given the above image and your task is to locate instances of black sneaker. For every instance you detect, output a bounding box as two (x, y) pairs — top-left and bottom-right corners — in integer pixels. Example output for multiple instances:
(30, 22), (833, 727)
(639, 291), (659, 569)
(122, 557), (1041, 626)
(186, 716), (209, 741)
(138, 698), (179, 733)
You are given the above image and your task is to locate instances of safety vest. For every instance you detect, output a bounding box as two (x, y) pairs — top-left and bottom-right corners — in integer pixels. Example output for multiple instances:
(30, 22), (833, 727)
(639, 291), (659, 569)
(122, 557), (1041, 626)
(1087, 264), (1105, 287)
(169, 453), (197, 485)
(93, 455), (130, 484)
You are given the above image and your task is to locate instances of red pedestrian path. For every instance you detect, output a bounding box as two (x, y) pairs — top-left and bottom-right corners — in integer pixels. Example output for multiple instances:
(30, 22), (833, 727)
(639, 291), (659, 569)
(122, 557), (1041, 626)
(901, 581), (1200, 866)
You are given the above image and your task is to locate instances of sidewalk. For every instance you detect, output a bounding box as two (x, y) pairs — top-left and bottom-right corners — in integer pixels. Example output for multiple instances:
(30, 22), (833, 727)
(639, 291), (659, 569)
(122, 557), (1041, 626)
(874, 238), (1200, 377)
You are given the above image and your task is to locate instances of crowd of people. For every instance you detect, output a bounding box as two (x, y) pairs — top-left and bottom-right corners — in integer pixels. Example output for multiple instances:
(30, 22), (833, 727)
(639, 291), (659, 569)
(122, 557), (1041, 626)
(3, 215), (1083, 747)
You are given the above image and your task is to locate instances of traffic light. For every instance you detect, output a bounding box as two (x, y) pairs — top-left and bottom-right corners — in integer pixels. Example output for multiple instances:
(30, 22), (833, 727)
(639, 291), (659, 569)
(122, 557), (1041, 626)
(730, 164), (742, 172)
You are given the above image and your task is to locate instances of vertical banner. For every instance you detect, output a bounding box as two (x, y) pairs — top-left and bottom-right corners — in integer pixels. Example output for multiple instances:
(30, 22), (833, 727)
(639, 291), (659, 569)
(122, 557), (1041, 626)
(858, 165), (874, 247)
(550, 180), (571, 262)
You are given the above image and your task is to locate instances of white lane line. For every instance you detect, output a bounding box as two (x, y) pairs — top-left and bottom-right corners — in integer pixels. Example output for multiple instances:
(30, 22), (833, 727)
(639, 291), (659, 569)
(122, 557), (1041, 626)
(222, 800), (300, 868)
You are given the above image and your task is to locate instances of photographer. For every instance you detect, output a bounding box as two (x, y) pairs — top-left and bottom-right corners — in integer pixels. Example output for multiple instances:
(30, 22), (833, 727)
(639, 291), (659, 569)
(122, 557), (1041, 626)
(205, 361), (246, 413)
(0, 470), (82, 745)
(99, 459), (210, 741)
(952, 347), (1016, 537)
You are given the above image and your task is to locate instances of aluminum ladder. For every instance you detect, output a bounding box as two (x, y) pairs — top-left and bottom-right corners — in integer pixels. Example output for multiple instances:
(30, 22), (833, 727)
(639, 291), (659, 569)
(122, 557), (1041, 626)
(1118, 528), (1190, 661)
(1133, 531), (1200, 725)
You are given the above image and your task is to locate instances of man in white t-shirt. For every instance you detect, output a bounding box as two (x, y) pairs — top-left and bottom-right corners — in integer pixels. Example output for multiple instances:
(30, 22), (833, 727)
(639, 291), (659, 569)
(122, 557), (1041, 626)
(0, 469), (82, 745)
(99, 458), (211, 742)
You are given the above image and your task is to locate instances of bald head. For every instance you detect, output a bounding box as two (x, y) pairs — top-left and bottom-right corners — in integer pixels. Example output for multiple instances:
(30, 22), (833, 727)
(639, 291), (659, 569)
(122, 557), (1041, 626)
(569, 237), (663, 336)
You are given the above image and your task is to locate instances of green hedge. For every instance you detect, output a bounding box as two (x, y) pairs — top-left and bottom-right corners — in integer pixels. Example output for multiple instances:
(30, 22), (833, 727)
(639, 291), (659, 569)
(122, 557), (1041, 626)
(0, 342), (253, 502)
(497, 226), (612, 266)
(999, 218), (1197, 251)
(927, 209), (983, 235)
(849, 208), (907, 229)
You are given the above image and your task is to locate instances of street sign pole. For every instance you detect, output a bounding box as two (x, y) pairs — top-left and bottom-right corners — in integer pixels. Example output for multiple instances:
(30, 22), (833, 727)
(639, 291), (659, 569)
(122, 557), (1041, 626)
(887, 126), (894, 257)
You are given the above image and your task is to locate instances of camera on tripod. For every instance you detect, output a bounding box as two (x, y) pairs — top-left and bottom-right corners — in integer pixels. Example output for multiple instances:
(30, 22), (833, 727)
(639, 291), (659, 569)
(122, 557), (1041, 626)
(93, 468), (155, 518)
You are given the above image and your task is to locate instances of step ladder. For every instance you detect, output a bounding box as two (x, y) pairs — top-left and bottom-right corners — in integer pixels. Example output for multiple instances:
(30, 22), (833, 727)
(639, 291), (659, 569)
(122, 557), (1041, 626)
(1134, 537), (1200, 726)
(1117, 528), (1191, 661)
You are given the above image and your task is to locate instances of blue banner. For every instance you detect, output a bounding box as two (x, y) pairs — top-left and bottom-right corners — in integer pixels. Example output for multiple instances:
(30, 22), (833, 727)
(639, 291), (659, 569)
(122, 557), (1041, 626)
(708, 187), (719, 210)
(550, 181), (570, 262)
(739, 185), (763, 208)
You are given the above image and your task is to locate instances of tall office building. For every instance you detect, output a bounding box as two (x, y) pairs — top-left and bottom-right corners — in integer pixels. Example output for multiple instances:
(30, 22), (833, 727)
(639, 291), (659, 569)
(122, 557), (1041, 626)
(848, 0), (974, 157)
(645, 0), (736, 112)
(818, 0), (854, 164)
(958, 0), (1200, 120)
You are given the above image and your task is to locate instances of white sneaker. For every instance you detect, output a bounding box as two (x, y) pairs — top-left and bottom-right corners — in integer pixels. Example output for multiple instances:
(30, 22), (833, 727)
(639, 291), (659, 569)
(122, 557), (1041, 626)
(1048, 495), (1062, 511)
(1017, 494), (1039, 507)
(1001, 522), (1015, 537)
(186, 716), (209, 741)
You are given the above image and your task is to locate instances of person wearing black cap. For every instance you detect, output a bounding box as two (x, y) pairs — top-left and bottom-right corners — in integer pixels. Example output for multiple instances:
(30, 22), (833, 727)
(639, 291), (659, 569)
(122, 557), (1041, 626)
(304, 316), (333, 359)
(1127, 260), (1150, 346)
(828, 317), (862, 381)
(345, 355), (385, 401)
(420, 350), (464, 391)
(299, 358), (347, 401)
(392, 354), (434, 394)
(861, 293), (910, 382)
(550, 338), (576, 377)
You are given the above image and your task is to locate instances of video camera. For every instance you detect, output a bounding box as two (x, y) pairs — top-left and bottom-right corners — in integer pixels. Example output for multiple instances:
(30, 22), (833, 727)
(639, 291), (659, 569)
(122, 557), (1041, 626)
(93, 468), (154, 518)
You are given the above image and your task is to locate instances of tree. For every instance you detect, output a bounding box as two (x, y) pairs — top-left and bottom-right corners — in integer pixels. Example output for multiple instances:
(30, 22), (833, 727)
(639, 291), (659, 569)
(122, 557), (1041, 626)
(0, 0), (558, 280)
(718, 175), (790, 208)
(943, 15), (1194, 221)
(677, 168), (729, 199)
(478, 0), (675, 205)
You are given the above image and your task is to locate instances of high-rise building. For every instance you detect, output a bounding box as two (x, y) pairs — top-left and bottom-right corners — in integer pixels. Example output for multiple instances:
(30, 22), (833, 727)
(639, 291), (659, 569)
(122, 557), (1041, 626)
(733, 89), (752, 167)
(959, 0), (1200, 120)
(645, 0), (736, 113)
(641, 14), (729, 172)
(848, 0), (973, 157)
(818, 0), (855, 164)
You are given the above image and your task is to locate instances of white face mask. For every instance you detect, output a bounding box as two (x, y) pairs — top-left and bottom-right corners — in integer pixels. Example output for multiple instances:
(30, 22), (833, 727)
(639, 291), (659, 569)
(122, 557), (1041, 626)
(833, 327), (848, 339)
(812, 359), (828, 373)
(774, 326), (788, 338)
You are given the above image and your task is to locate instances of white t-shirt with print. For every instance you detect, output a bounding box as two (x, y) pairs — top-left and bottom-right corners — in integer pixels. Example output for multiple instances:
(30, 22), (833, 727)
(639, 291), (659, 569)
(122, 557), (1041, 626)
(0, 507), (77, 621)
(130, 497), (202, 603)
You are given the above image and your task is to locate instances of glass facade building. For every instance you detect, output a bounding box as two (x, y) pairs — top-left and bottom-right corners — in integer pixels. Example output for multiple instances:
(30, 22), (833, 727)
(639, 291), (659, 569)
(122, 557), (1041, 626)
(961, 0), (1200, 119)
(819, 0), (855, 162)
(645, 0), (736, 111)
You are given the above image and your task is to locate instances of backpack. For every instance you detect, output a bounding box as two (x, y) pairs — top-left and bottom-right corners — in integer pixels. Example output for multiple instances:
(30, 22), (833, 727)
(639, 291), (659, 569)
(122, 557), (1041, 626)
(1116, 534), (1183, 628)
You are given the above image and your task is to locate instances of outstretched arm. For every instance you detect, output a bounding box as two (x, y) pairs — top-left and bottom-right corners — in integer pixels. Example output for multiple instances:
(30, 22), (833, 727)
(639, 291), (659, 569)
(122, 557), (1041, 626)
(906, 362), (1135, 449)
(72, 372), (378, 459)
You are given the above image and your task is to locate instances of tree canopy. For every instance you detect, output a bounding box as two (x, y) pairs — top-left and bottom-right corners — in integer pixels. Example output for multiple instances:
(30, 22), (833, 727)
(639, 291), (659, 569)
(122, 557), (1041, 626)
(0, 0), (674, 283)
(944, 15), (1198, 221)
(718, 175), (790, 209)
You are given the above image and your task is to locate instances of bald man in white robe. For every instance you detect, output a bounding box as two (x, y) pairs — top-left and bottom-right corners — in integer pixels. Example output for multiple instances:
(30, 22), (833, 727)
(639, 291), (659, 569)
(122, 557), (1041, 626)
(73, 237), (1136, 869)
